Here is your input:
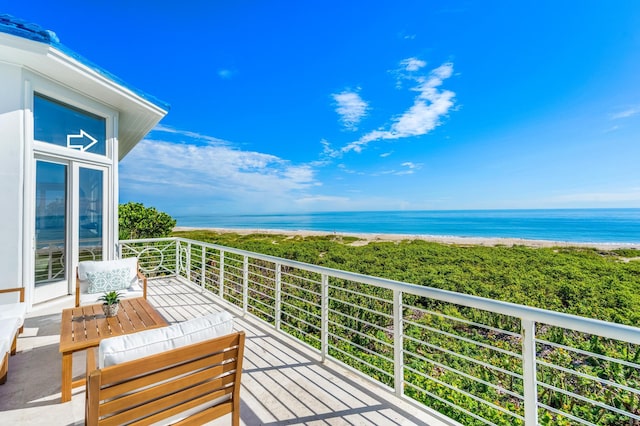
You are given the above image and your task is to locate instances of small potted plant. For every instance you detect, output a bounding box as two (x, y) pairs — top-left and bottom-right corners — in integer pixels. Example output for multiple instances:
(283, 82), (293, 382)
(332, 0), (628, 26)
(98, 291), (122, 317)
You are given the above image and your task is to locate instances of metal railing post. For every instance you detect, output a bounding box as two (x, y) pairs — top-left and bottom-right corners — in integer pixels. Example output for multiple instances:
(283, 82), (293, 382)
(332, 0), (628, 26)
(175, 240), (180, 276)
(275, 263), (282, 331)
(125, 237), (640, 426)
(243, 255), (249, 314)
(219, 250), (225, 299)
(185, 242), (192, 282)
(200, 246), (206, 291)
(522, 319), (538, 426)
(321, 274), (329, 362)
(48, 248), (53, 281)
(394, 289), (403, 397)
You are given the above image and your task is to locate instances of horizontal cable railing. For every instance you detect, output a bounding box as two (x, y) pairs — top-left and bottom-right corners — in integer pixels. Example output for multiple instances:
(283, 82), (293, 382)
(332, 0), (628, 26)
(119, 237), (640, 426)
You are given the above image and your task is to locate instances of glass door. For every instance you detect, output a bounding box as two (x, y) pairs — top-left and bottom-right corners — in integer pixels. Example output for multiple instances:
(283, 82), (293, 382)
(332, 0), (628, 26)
(31, 90), (113, 304)
(34, 160), (108, 303)
(34, 160), (68, 301)
(78, 166), (104, 263)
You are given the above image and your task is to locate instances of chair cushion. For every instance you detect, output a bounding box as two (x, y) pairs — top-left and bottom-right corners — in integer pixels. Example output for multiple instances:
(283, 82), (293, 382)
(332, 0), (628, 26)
(78, 258), (138, 283)
(0, 304), (26, 328)
(99, 311), (233, 368)
(86, 267), (131, 294)
(78, 258), (141, 302)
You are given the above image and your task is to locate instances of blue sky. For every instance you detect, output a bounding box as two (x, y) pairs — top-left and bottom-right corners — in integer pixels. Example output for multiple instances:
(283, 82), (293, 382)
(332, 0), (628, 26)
(8, 1), (640, 215)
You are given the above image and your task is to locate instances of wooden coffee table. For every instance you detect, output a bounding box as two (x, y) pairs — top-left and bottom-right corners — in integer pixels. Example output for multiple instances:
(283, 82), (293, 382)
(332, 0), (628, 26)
(58, 297), (168, 402)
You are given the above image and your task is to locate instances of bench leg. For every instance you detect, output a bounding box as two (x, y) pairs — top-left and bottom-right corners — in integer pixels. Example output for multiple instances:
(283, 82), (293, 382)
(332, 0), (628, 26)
(0, 353), (8, 385)
(10, 333), (17, 356)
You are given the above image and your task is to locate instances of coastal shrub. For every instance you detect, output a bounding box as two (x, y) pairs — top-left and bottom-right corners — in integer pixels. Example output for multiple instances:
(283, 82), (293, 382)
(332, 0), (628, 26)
(119, 202), (176, 240)
(172, 230), (640, 326)
(170, 229), (640, 425)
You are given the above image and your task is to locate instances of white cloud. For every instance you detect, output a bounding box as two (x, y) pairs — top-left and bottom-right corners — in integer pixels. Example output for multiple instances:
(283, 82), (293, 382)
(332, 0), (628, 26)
(374, 162), (423, 176)
(391, 93), (453, 136)
(380, 151), (393, 158)
(321, 139), (340, 158)
(401, 57), (427, 72)
(152, 124), (230, 146)
(124, 140), (313, 191)
(332, 91), (369, 130)
(401, 162), (420, 169)
(340, 62), (455, 154)
(296, 195), (349, 204)
(610, 106), (640, 120)
(336, 163), (363, 175)
(120, 127), (318, 213)
(550, 189), (640, 203)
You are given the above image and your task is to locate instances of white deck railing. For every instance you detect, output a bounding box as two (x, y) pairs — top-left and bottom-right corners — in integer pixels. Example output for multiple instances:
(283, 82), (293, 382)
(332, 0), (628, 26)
(119, 237), (640, 426)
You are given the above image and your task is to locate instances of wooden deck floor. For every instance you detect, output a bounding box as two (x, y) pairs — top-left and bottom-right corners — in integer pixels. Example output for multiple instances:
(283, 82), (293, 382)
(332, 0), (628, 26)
(0, 277), (455, 425)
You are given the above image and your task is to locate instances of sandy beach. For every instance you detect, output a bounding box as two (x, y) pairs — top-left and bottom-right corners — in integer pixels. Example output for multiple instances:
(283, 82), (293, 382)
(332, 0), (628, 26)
(173, 227), (639, 250)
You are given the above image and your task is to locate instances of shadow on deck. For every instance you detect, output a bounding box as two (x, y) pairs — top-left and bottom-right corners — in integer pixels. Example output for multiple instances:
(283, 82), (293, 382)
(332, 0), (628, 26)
(0, 277), (454, 425)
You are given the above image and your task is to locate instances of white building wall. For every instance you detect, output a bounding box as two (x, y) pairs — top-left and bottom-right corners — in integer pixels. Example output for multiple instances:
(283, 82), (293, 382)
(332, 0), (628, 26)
(0, 63), (24, 291)
(0, 31), (166, 308)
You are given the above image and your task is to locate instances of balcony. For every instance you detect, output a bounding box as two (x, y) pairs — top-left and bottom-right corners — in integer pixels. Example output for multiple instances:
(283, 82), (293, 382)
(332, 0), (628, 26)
(2, 237), (640, 425)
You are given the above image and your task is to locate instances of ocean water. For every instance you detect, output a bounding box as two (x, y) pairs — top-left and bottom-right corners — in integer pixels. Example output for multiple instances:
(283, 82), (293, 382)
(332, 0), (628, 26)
(175, 209), (640, 245)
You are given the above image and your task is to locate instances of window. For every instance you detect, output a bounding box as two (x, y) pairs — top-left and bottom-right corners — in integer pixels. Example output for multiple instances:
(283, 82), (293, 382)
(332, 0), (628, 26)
(33, 93), (106, 156)
(79, 167), (104, 262)
(34, 160), (67, 284)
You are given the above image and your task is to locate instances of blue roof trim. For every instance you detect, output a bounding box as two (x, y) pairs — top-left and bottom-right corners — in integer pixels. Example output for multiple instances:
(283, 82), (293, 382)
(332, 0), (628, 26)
(0, 14), (59, 43)
(0, 14), (170, 112)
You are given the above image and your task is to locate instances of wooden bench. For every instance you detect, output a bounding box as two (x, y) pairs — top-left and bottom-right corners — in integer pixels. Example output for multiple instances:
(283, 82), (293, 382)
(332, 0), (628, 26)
(0, 287), (26, 385)
(59, 298), (168, 403)
(85, 313), (244, 425)
(0, 318), (20, 385)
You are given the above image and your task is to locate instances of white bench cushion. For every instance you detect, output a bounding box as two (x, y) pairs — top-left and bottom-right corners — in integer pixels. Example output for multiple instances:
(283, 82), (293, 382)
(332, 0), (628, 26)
(0, 317), (20, 355)
(0, 304), (27, 328)
(99, 311), (233, 368)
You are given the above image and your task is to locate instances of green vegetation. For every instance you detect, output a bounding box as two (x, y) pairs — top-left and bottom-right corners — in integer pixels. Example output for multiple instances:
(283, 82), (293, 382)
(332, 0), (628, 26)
(119, 202), (176, 240)
(170, 230), (640, 425)
(172, 229), (640, 325)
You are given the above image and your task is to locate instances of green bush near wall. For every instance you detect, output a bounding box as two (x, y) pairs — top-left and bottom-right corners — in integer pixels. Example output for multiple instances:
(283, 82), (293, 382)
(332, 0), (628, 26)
(118, 202), (176, 240)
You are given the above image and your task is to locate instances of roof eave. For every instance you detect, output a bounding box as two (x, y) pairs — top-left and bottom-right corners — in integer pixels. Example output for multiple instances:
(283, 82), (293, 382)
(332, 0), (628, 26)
(0, 32), (168, 160)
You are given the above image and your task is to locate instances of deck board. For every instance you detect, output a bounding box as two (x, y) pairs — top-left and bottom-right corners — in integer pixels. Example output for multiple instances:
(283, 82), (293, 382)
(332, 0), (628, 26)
(0, 277), (453, 426)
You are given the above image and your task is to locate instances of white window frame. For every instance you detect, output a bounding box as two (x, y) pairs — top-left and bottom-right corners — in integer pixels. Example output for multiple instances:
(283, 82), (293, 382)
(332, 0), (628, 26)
(23, 73), (119, 301)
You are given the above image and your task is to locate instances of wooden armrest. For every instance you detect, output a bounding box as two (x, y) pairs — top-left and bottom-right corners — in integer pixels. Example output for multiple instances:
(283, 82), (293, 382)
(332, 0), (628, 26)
(86, 347), (97, 375)
(136, 262), (148, 299)
(0, 287), (24, 303)
(86, 350), (100, 422)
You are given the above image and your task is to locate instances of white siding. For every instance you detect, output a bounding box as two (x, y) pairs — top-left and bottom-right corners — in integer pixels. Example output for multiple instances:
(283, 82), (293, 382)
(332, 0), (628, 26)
(0, 63), (24, 290)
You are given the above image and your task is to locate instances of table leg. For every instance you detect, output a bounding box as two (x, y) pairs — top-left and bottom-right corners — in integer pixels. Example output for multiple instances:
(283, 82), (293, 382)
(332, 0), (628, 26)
(61, 351), (72, 403)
